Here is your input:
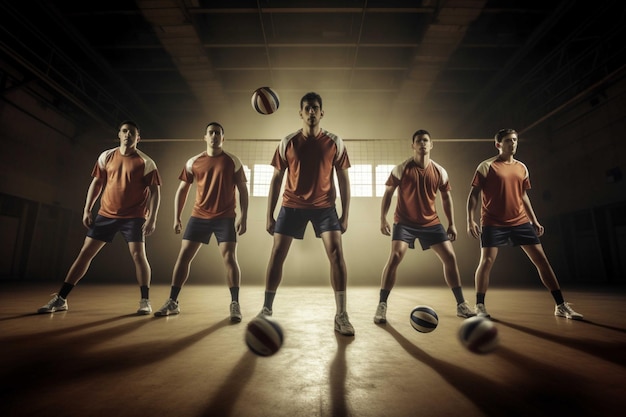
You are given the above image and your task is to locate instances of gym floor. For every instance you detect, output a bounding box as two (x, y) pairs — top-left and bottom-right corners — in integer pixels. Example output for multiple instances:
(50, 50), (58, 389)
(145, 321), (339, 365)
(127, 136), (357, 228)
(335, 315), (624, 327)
(1, 283), (625, 417)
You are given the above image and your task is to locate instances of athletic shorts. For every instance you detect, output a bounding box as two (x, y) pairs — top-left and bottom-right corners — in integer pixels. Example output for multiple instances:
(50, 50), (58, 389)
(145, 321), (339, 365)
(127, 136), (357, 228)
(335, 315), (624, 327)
(392, 223), (449, 250)
(480, 223), (541, 247)
(274, 206), (342, 239)
(87, 215), (145, 243)
(183, 217), (237, 244)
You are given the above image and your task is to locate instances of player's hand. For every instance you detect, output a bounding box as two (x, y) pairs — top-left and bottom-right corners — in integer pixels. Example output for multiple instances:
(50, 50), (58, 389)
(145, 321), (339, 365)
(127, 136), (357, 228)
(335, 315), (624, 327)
(467, 221), (481, 239)
(266, 218), (276, 235)
(237, 218), (247, 235)
(447, 225), (458, 242)
(533, 222), (545, 237)
(381, 220), (391, 236)
(173, 220), (182, 234)
(82, 212), (93, 229)
(143, 219), (156, 236)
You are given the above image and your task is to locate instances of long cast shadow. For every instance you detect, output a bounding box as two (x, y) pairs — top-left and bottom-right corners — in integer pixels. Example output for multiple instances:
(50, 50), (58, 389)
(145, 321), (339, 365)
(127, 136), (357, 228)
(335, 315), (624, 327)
(328, 333), (355, 417)
(0, 318), (231, 413)
(201, 351), (258, 417)
(0, 313), (142, 344)
(493, 345), (612, 416)
(493, 318), (626, 367)
(381, 323), (546, 416)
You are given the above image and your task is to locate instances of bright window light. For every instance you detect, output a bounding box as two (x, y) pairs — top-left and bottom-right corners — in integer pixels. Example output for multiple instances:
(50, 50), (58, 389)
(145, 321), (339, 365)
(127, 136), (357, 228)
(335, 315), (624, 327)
(376, 164), (395, 197)
(253, 164), (274, 197)
(241, 165), (251, 194)
(349, 164), (373, 197)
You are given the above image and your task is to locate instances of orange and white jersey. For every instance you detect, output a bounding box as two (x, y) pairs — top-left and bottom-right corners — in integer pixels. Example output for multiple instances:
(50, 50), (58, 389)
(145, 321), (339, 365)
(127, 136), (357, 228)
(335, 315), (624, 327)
(271, 128), (351, 209)
(92, 148), (162, 219)
(179, 151), (247, 219)
(471, 156), (531, 227)
(386, 158), (450, 227)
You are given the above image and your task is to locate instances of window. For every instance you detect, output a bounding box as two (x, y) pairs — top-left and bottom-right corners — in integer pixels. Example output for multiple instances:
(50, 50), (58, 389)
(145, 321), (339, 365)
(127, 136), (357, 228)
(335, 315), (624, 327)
(239, 165), (251, 194)
(252, 164), (274, 197)
(375, 164), (395, 196)
(349, 164), (372, 197)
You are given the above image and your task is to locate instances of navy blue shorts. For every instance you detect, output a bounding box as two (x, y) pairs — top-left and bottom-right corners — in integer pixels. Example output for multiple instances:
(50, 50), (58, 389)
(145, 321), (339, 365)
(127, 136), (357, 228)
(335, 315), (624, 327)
(87, 215), (145, 243)
(392, 223), (449, 250)
(183, 217), (237, 244)
(480, 223), (541, 247)
(274, 206), (342, 239)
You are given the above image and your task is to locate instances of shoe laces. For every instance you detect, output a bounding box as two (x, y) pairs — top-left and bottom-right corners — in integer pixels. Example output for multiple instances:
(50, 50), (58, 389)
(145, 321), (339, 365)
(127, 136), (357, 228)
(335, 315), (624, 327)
(46, 293), (63, 305)
(336, 312), (351, 326)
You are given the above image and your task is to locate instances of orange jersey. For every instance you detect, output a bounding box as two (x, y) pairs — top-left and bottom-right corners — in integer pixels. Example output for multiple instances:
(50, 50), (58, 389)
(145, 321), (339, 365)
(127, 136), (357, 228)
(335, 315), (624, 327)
(179, 151), (247, 219)
(471, 156), (531, 226)
(92, 148), (162, 219)
(271, 129), (351, 209)
(387, 158), (450, 227)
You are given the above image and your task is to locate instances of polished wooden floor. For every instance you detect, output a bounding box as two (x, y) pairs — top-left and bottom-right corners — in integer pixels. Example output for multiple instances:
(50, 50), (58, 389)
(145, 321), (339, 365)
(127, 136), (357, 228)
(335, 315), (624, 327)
(1, 283), (625, 417)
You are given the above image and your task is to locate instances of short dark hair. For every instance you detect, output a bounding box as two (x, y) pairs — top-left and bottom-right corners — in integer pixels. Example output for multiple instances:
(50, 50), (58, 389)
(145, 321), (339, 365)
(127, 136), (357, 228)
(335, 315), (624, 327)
(300, 92), (323, 110)
(495, 128), (517, 142)
(206, 122), (224, 135)
(118, 120), (139, 132)
(412, 129), (430, 143)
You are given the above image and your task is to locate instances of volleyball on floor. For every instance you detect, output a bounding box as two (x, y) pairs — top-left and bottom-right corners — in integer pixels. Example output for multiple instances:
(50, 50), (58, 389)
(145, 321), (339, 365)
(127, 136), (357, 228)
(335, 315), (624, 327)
(251, 86), (280, 115)
(245, 315), (284, 356)
(458, 316), (499, 354)
(410, 305), (438, 333)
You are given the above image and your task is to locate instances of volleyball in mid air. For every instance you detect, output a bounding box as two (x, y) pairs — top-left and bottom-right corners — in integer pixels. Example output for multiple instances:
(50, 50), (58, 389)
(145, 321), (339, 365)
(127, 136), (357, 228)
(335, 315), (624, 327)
(251, 86), (280, 115)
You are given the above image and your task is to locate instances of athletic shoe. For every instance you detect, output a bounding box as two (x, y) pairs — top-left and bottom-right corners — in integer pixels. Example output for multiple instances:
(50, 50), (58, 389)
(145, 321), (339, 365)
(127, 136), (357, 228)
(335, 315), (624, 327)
(555, 302), (583, 320)
(475, 303), (491, 318)
(137, 298), (152, 315)
(257, 306), (272, 317)
(37, 294), (68, 314)
(154, 298), (180, 317)
(335, 311), (355, 336)
(456, 301), (476, 318)
(230, 301), (242, 322)
(374, 301), (387, 324)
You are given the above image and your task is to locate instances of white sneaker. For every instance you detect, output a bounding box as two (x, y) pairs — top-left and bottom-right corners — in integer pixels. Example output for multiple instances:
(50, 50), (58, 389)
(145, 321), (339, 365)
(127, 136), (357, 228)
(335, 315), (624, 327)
(37, 295), (68, 314)
(456, 301), (476, 318)
(257, 306), (272, 317)
(374, 302), (387, 324)
(555, 302), (583, 320)
(154, 298), (180, 317)
(137, 298), (152, 315)
(230, 301), (242, 322)
(475, 303), (491, 318)
(335, 312), (355, 336)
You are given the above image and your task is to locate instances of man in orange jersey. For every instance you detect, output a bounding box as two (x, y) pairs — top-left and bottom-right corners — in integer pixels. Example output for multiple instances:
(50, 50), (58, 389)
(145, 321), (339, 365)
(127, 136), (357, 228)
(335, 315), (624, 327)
(467, 128), (583, 320)
(259, 91), (355, 336)
(154, 122), (248, 321)
(37, 120), (161, 315)
(374, 129), (475, 324)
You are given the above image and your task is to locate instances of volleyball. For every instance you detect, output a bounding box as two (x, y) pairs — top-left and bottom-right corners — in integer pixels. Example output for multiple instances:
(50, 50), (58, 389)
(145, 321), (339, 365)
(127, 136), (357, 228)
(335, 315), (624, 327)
(458, 316), (499, 354)
(251, 86), (280, 115)
(410, 305), (438, 333)
(245, 315), (284, 356)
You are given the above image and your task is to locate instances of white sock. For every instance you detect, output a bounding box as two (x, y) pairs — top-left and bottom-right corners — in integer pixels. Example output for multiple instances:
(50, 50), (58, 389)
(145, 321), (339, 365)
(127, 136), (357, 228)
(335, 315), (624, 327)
(335, 291), (346, 314)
